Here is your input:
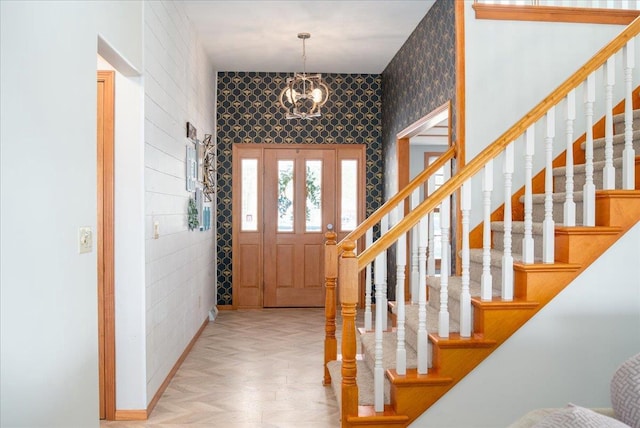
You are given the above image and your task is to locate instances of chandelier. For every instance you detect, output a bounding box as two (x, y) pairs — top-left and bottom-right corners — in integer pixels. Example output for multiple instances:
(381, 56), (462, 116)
(279, 33), (329, 120)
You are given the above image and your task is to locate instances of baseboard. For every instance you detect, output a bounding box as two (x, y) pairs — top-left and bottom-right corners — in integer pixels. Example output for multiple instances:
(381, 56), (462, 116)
(114, 409), (147, 421)
(209, 305), (219, 321)
(146, 316), (210, 417)
(216, 304), (234, 311)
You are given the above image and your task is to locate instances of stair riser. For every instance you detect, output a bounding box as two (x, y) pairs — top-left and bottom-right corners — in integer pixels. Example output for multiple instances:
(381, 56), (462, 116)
(427, 289), (462, 326)
(554, 161), (623, 191)
(492, 230), (543, 259)
(532, 200), (584, 225)
(613, 116), (640, 135)
(592, 137), (640, 163)
(469, 260), (503, 291)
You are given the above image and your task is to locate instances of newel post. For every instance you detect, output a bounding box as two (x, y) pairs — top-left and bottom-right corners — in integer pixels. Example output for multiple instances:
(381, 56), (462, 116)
(323, 230), (338, 386)
(340, 239), (359, 423)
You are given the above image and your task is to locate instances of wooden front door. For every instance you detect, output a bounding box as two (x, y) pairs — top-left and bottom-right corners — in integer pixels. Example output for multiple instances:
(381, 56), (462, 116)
(232, 144), (365, 308)
(263, 148), (335, 307)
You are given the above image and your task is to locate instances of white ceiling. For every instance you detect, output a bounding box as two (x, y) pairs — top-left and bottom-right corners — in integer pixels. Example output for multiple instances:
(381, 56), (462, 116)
(182, 1), (436, 74)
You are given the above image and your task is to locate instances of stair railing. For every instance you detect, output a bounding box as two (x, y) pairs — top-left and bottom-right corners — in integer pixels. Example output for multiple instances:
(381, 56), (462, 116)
(332, 15), (640, 422)
(323, 146), (456, 386)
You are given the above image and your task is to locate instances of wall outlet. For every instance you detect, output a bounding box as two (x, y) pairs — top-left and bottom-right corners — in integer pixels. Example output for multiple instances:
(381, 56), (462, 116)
(153, 221), (159, 239)
(78, 227), (93, 254)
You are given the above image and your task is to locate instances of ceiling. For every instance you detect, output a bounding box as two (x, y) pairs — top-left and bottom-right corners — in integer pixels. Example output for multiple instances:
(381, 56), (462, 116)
(182, 1), (436, 74)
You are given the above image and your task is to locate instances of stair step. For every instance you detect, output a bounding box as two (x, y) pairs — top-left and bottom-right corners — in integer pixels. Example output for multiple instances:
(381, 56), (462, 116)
(360, 330), (419, 376)
(612, 109), (640, 135)
(521, 190), (585, 225)
(583, 129), (640, 162)
(426, 275), (499, 326)
(327, 359), (390, 407)
(554, 157), (624, 191)
(491, 221), (544, 259)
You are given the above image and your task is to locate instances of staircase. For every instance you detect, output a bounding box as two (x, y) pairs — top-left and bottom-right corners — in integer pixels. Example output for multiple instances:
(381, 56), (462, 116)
(326, 111), (640, 428)
(323, 16), (640, 428)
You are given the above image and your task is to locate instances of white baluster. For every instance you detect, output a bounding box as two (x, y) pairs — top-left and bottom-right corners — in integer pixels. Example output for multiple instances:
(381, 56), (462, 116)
(439, 161), (451, 337)
(365, 228), (373, 331)
(583, 74), (596, 227)
(380, 215), (389, 330)
(427, 173), (436, 277)
(410, 189), (420, 304)
(417, 216), (428, 374)
(544, 107), (556, 263)
(623, 40), (636, 189)
(523, 126), (535, 264)
(395, 206), (407, 375)
(502, 143), (514, 301)
(603, 56), (616, 190)
(564, 90), (576, 226)
(373, 249), (385, 412)
(481, 160), (493, 301)
(460, 181), (472, 337)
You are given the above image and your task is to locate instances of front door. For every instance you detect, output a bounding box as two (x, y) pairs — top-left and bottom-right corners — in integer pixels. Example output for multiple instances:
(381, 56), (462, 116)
(263, 148), (335, 307)
(232, 144), (364, 308)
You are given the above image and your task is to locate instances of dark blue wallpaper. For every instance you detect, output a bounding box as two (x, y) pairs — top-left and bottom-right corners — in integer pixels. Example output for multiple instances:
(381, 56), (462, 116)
(216, 72), (383, 305)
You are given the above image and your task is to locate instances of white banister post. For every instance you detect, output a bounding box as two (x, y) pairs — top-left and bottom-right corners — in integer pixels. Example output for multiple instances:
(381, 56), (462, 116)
(523, 126), (536, 264)
(502, 143), (514, 301)
(583, 73), (596, 227)
(364, 228), (373, 331)
(380, 215), (389, 330)
(417, 216), (428, 374)
(481, 160), (493, 301)
(543, 107), (556, 263)
(438, 161), (451, 337)
(623, 39), (636, 190)
(427, 174), (436, 277)
(395, 206), (407, 375)
(603, 56), (616, 190)
(373, 249), (385, 412)
(460, 181), (472, 337)
(564, 90), (576, 227)
(410, 189), (420, 304)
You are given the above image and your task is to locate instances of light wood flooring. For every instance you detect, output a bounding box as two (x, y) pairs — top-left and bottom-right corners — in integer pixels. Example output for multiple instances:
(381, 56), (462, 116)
(101, 308), (340, 427)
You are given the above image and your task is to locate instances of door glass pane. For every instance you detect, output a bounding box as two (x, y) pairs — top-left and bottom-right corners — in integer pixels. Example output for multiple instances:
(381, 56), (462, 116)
(341, 160), (358, 231)
(241, 158), (258, 231)
(305, 160), (322, 232)
(278, 160), (294, 232)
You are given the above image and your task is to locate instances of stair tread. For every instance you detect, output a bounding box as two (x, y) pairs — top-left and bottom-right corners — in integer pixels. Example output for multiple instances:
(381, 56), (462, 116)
(426, 275), (501, 297)
(360, 330), (419, 369)
(327, 359), (390, 406)
(553, 157), (623, 176)
(580, 128), (640, 150)
(523, 190), (584, 203)
(491, 221), (543, 234)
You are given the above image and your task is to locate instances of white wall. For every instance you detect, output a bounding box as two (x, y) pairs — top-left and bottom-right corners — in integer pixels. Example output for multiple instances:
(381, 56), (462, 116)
(0, 1), (143, 426)
(411, 222), (640, 427)
(143, 0), (217, 402)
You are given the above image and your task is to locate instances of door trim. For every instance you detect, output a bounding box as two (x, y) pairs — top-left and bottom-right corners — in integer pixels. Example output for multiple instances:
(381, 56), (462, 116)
(97, 70), (116, 420)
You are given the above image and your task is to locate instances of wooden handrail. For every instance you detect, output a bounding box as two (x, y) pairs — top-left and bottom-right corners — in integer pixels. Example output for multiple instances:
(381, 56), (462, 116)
(337, 145), (457, 252)
(357, 15), (640, 270)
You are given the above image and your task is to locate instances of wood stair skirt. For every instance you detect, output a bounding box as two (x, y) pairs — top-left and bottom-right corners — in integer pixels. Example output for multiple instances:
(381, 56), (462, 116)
(325, 109), (640, 426)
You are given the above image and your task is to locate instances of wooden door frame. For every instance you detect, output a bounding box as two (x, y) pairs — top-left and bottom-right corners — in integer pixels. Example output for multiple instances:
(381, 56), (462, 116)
(97, 70), (116, 420)
(231, 143), (366, 309)
(396, 101), (452, 300)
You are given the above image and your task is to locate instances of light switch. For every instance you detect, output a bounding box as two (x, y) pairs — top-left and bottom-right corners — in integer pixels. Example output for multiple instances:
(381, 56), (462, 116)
(79, 227), (93, 254)
(153, 221), (160, 239)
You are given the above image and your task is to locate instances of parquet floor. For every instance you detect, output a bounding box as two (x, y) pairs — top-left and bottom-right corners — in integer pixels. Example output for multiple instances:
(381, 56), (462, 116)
(101, 308), (341, 427)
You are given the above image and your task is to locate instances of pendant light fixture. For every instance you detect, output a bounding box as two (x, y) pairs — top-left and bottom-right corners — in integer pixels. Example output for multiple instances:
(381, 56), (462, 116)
(279, 33), (329, 120)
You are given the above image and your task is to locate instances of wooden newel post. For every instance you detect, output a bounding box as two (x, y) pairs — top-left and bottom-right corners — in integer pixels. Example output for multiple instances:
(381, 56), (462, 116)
(340, 239), (359, 423)
(323, 230), (338, 386)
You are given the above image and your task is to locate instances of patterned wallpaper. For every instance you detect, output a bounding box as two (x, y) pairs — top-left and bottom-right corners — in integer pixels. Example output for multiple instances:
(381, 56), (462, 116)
(381, 0), (456, 296)
(216, 72), (383, 305)
(382, 0), (456, 199)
